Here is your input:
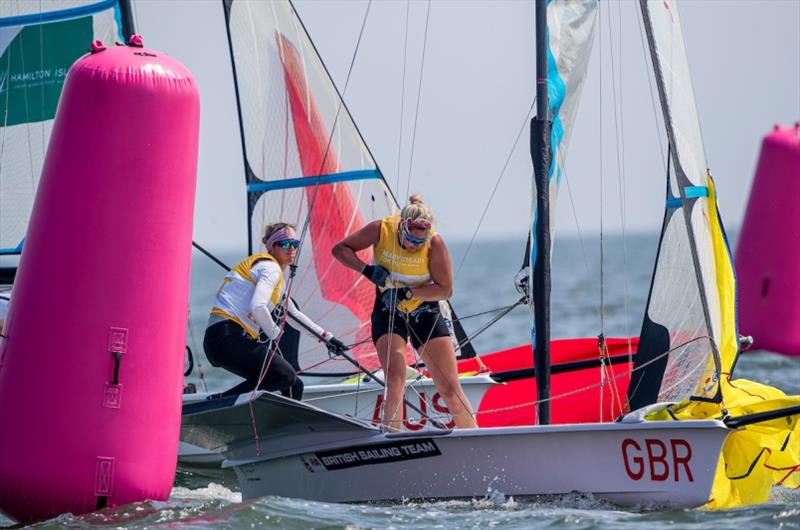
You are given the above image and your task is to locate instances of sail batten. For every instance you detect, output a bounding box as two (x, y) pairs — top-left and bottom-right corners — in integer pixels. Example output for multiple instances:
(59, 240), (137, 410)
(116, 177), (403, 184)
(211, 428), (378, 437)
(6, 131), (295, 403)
(247, 169), (382, 193)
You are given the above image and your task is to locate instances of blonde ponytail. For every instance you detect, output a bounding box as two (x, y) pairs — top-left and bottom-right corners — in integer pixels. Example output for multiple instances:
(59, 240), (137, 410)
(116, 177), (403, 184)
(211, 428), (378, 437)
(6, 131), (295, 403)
(400, 193), (433, 224)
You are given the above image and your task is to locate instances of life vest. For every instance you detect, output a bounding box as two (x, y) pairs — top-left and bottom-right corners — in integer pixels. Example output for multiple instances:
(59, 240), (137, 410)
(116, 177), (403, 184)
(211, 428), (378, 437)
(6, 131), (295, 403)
(210, 253), (283, 338)
(374, 216), (436, 313)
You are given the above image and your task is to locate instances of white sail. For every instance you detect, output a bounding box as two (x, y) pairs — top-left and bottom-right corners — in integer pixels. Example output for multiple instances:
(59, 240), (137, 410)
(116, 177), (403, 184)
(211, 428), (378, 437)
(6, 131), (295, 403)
(527, 0), (597, 352)
(630, 0), (734, 408)
(224, 0), (474, 374)
(0, 1), (123, 255)
(545, 0), (598, 198)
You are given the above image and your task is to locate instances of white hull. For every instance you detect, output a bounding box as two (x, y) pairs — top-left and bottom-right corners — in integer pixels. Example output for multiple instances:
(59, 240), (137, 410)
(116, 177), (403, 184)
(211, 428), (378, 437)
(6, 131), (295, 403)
(179, 375), (495, 465)
(228, 419), (728, 508)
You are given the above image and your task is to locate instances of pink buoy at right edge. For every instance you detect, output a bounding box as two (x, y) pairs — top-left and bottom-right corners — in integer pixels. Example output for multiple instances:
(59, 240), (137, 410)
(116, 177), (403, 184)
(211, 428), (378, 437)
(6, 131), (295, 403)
(735, 124), (800, 356)
(0, 38), (199, 522)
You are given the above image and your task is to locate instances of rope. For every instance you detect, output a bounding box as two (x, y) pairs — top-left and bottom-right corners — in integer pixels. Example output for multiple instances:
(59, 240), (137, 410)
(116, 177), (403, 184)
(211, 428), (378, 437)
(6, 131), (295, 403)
(294, 297), (521, 377)
(400, 309), (478, 426)
(442, 335), (717, 422)
(297, 293), (520, 375)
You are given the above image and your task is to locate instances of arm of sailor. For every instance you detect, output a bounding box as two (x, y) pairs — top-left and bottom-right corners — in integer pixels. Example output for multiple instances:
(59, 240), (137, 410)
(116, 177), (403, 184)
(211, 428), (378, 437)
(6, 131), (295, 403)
(332, 219), (382, 272)
(249, 261), (282, 340)
(409, 234), (453, 301)
(286, 297), (332, 342)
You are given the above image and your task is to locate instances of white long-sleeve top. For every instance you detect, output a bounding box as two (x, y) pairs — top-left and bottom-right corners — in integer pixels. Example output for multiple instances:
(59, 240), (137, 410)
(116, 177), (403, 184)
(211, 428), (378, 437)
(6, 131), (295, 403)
(249, 261), (330, 341)
(209, 257), (330, 342)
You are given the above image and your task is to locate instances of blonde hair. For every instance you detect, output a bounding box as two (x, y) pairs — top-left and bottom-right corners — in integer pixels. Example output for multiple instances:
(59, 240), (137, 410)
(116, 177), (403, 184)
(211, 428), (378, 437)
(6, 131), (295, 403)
(262, 222), (296, 246)
(400, 193), (433, 224)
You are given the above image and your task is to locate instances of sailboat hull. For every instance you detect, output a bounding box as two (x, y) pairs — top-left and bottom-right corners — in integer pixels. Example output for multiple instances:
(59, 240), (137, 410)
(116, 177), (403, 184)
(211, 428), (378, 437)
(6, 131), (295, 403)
(225, 408), (727, 508)
(179, 375), (496, 465)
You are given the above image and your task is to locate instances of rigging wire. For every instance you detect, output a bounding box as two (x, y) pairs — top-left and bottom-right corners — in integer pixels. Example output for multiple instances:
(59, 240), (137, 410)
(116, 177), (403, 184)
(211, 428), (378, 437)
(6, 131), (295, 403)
(395, 0), (411, 200)
(403, 0), (432, 199)
(453, 97), (536, 280)
(600, 0), (629, 416)
(635, 5), (667, 173)
(611, 0), (635, 363)
(283, 0), (373, 336)
(555, 155), (595, 316)
(292, 0), (373, 251)
(598, 2), (606, 420)
(598, 3), (605, 337)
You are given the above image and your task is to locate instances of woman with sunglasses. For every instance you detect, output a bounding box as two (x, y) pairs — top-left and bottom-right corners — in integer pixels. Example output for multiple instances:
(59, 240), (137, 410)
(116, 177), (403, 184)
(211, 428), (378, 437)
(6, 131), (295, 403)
(203, 222), (346, 400)
(332, 195), (478, 431)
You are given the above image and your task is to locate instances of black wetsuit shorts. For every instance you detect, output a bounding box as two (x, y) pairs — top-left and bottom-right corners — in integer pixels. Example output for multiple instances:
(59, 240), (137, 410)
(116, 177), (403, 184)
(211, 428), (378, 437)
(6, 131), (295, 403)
(370, 299), (452, 349)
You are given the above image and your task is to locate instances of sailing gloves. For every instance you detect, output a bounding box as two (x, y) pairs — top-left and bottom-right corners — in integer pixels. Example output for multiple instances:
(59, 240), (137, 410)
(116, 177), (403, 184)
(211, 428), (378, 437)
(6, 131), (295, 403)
(325, 337), (349, 356)
(361, 264), (390, 287)
(380, 287), (413, 311)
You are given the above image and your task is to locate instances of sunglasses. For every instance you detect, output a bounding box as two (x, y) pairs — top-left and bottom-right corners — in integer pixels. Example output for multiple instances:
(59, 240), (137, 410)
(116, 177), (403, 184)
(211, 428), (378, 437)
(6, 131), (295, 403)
(404, 231), (429, 245)
(275, 239), (300, 250)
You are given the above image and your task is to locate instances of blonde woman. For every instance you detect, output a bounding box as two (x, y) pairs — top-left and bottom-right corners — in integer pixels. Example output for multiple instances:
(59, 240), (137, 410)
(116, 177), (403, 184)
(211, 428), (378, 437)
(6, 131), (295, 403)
(332, 195), (478, 431)
(204, 223), (346, 400)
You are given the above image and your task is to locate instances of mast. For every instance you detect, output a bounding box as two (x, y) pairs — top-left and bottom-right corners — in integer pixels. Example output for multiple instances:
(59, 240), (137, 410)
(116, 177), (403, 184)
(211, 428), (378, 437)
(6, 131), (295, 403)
(221, 0), (257, 255)
(118, 0), (136, 41)
(530, 0), (552, 425)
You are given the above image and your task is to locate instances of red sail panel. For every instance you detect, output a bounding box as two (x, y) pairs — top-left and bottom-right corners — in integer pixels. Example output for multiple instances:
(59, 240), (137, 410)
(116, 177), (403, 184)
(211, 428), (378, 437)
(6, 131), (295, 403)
(277, 33), (382, 369)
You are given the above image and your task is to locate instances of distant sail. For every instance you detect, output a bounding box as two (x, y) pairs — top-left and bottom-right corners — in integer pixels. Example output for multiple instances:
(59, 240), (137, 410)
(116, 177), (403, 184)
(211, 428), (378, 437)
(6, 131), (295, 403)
(0, 1), (124, 255)
(528, 0), (597, 319)
(223, 0), (474, 374)
(629, 0), (735, 408)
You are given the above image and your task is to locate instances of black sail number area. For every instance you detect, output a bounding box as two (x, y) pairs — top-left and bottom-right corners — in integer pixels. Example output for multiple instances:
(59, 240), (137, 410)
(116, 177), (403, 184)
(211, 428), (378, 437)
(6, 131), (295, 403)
(301, 439), (442, 472)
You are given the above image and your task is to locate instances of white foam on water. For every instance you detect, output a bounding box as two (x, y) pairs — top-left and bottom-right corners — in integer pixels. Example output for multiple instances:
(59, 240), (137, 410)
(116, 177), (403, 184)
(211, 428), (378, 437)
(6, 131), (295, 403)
(170, 482), (242, 503)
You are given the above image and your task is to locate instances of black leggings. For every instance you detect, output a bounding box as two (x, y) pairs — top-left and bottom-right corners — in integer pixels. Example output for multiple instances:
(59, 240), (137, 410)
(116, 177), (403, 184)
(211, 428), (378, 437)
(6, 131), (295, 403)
(203, 320), (304, 400)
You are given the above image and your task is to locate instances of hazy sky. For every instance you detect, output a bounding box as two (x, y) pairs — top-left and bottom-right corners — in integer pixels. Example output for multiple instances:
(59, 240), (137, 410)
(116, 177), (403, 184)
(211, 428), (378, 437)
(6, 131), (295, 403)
(134, 0), (799, 254)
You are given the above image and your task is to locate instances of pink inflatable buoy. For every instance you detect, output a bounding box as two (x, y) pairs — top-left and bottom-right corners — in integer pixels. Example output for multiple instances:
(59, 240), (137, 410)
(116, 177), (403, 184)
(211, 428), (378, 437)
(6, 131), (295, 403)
(0, 38), (199, 522)
(735, 124), (800, 356)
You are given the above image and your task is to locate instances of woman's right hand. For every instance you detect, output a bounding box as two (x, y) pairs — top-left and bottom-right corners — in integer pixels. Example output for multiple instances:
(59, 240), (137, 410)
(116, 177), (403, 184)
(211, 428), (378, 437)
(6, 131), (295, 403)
(361, 264), (390, 287)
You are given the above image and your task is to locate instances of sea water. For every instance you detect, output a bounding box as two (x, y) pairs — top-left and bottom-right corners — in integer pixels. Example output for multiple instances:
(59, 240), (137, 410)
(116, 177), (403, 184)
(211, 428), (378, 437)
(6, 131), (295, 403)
(3, 234), (798, 528)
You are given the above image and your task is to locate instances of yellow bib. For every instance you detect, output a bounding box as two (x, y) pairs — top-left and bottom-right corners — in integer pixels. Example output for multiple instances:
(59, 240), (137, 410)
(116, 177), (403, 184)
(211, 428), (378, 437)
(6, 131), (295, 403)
(374, 216), (435, 313)
(210, 253), (283, 338)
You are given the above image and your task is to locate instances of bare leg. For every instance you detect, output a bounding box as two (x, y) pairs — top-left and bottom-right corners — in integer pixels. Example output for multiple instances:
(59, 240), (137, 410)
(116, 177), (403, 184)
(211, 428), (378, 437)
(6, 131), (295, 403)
(418, 336), (478, 429)
(375, 333), (409, 432)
